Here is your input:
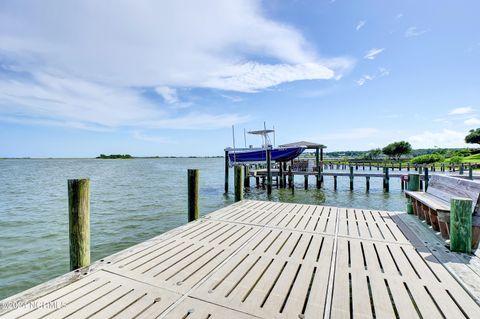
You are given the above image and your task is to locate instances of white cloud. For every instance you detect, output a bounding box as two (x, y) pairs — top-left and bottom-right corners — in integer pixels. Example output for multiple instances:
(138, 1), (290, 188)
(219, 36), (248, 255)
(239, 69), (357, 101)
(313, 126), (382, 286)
(0, 0), (354, 130)
(356, 67), (389, 86)
(464, 118), (480, 126)
(356, 20), (366, 31)
(409, 129), (468, 148)
(449, 106), (474, 115)
(155, 86), (179, 104)
(395, 13), (404, 19)
(364, 48), (385, 60)
(405, 27), (429, 38)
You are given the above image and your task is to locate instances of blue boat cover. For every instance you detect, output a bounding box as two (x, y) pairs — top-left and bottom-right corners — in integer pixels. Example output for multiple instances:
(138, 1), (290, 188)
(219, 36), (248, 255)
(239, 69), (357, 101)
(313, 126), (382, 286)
(228, 147), (305, 163)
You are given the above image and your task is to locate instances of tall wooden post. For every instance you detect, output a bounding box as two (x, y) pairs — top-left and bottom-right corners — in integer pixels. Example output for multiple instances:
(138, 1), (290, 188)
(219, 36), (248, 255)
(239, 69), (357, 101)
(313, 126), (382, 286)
(424, 167), (429, 192)
(366, 176), (370, 192)
(419, 167), (423, 190)
(320, 147), (324, 186)
(304, 175), (308, 190)
(234, 165), (244, 202)
(187, 169), (199, 222)
(244, 165), (250, 188)
(68, 178), (90, 271)
(450, 198), (472, 253)
(406, 174), (420, 214)
(384, 167), (389, 192)
(315, 148), (320, 189)
(333, 175), (337, 190)
(469, 165), (473, 180)
(224, 150), (229, 193)
(266, 148), (272, 195)
(349, 166), (354, 191)
(288, 165), (293, 188)
(283, 162), (287, 188)
(279, 161), (284, 188)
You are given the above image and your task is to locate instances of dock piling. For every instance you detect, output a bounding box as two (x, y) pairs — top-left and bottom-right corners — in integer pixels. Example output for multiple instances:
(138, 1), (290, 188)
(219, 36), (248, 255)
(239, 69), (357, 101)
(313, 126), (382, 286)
(187, 169), (199, 222)
(266, 149), (272, 195)
(234, 165), (244, 202)
(383, 167), (389, 192)
(304, 175), (308, 190)
(469, 165), (473, 180)
(68, 178), (90, 271)
(366, 176), (370, 192)
(349, 166), (354, 190)
(334, 175), (337, 190)
(224, 150), (229, 193)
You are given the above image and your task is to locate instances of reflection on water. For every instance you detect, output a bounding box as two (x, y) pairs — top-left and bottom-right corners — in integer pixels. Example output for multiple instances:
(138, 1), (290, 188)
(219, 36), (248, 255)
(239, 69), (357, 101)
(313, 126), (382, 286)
(0, 158), (406, 299)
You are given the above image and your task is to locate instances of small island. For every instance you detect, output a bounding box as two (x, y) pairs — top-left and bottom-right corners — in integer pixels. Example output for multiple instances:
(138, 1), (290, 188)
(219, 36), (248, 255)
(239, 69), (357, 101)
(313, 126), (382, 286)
(96, 154), (132, 159)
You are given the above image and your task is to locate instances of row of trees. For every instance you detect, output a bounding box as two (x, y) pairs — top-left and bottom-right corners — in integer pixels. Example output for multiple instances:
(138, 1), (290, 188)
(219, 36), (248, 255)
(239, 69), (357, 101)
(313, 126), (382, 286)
(362, 129), (480, 161)
(364, 141), (412, 161)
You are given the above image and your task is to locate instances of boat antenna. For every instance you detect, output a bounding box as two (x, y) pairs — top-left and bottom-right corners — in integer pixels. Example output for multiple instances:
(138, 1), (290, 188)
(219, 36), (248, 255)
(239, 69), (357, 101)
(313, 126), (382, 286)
(244, 128), (247, 148)
(232, 125), (236, 163)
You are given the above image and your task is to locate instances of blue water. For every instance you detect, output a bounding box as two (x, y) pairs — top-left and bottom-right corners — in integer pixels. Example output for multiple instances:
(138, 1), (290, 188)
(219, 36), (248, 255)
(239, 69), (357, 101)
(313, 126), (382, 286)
(0, 158), (406, 299)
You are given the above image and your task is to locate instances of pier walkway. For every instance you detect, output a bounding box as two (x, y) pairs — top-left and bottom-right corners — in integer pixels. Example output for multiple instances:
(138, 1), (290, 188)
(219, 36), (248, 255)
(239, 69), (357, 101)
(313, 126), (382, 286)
(1, 200), (480, 318)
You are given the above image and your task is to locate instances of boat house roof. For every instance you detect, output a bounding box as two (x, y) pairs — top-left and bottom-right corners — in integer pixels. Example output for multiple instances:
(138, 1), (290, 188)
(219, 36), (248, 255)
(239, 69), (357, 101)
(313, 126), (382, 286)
(278, 141), (327, 149)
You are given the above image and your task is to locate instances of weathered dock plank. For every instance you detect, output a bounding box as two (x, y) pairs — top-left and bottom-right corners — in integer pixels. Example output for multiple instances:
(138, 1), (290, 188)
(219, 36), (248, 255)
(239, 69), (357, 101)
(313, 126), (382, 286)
(1, 200), (480, 318)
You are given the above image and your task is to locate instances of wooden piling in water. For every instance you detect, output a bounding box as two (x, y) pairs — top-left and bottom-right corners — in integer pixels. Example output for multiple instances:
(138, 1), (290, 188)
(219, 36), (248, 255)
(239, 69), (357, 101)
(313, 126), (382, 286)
(187, 169), (199, 222)
(334, 175), (337, 190)
(279, 161), (284, 188)
(68, 178), (90, 271)
(255, 176), (260, 188)
(349, 166), (354, 190)
(266, 149), (272, 195)
(304, 175), (308, 190)
(243, 165), (250, 188)
(424, 167), (429, 192)
(316, 148), (321, 189)
(288, 165), (293, 188)
(224, 150), (229, 193)
(450, 197), (472, 253)
(366, 176), (370, 192)
(384, 167), (389, 192)
(469, 165), (473, 180)
(234, 165), (244, 201)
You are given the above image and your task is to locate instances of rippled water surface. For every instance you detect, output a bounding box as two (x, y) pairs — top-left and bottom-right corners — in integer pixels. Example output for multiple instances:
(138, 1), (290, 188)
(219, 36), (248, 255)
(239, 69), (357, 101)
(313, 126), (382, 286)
(0, 158), (406, 299)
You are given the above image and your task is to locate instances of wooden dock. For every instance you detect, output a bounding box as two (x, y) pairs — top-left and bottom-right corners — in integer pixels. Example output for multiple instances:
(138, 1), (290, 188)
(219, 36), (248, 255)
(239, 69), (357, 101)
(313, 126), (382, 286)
(1, 200), (480, 318)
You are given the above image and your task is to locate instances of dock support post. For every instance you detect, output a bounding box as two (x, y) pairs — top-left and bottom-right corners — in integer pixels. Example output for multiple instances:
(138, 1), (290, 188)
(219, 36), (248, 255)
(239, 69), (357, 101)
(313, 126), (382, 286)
(279, 162), (284, 188)
(320, 148), (324, 186)
(419, 167), (423, 190)
(469, 165), (473, 180)
(255, 176), (260, 188)
(349, 166), (354, 191)
(383, 167), (389, 192)
(224, 150), (229, 193)
(283, 162), (287, 188)
(304, 175), (308, 190)
(450, 198), (472, 253)
(334, 175), (337, 190)
(366, 176), (370, 192)
(187, 169), (199, 222)
(68, 178), (90, 271)
(424, 167), (429, 192)
(244, 165), (250, 188)
(460, 163), (464, 175)
(316, 148), (321, 189)
(288, 165), (293, 188)
(266, 148), (272, 195)
(234, 165), (244, 202)
(406, 174), (420, 214)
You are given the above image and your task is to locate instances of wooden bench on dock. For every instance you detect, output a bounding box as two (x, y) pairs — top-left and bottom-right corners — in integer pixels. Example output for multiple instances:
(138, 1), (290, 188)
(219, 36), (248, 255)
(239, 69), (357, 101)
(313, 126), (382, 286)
(405, 174), (480, 248)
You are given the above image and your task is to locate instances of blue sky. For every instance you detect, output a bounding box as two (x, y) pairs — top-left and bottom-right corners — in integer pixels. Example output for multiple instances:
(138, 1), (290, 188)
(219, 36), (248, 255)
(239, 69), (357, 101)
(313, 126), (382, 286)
(0, 0), (479, 157)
